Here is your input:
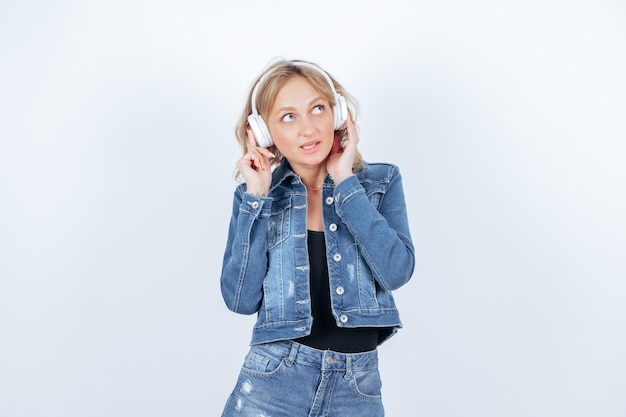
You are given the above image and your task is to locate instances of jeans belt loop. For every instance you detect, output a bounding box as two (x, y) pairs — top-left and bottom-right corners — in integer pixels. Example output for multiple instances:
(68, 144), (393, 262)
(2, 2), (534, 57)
(286, 341), (298, 367)
(344, 354), (353, 380)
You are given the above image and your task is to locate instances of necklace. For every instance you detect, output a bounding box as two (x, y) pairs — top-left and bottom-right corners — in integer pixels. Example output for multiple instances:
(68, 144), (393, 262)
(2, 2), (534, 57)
(305, 184), (323, 191)
(302, 175), (325, 191)
(302, 179), (323, 191)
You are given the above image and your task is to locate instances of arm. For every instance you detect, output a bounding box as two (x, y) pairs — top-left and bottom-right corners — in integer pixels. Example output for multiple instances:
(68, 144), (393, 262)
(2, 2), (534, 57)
(220, 127), (274, 314)
(220, 186), (273, 314)
(334, 165), (415, 290)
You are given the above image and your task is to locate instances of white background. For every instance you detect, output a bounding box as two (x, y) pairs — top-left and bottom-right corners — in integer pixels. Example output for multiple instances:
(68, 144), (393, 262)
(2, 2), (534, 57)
(1, 1), (625, 416)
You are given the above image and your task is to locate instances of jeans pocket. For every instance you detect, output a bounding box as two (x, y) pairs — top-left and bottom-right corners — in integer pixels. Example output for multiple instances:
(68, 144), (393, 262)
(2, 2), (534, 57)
(350, 368), (383, 400)
(241, 346), (285, 377)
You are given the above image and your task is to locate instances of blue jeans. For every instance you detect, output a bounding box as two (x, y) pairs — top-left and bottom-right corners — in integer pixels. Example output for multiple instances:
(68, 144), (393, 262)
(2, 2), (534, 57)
(221, 340), (385, 417)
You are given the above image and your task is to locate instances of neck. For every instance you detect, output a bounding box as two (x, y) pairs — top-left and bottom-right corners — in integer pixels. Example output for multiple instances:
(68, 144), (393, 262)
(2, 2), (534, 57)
(292, 164), (327, 192)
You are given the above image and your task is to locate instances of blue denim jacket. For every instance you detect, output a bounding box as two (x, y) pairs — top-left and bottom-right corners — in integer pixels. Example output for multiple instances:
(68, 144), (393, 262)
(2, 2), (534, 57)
(220, 160), (415, 346)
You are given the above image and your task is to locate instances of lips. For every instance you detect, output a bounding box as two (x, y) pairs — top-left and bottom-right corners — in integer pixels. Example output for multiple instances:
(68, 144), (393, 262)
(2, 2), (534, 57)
(300, 141), (321, 152)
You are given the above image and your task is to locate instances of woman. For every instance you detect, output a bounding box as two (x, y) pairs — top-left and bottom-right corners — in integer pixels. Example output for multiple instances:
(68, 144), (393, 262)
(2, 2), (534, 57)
(220, 58), (415, 416)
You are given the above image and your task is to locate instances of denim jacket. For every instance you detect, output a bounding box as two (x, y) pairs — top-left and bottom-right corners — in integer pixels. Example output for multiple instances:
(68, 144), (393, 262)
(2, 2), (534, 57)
(220, 160), (415, 346)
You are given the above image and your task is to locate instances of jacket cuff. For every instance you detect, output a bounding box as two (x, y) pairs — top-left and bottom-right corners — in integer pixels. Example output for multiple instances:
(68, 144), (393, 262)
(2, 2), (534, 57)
(333, 174), (364, 208)
(241, 192), (273, 215)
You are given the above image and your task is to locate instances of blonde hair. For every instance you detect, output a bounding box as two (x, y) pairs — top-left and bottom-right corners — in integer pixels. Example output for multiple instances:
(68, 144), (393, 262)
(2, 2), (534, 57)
(234, 59), (363, 179)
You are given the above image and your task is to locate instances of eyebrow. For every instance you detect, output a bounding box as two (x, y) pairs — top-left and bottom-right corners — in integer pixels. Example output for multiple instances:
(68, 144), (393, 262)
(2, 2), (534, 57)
(273, 96), (326, 114)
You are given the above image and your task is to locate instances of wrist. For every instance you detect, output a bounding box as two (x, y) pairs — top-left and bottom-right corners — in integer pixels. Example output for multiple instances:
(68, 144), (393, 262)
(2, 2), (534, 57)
(330, 170), (352, 185)
(246, 188), (269, 197)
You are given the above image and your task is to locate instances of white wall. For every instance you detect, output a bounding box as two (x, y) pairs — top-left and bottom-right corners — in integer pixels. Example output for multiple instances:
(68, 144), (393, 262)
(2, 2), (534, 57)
(1, 1), (624, 416)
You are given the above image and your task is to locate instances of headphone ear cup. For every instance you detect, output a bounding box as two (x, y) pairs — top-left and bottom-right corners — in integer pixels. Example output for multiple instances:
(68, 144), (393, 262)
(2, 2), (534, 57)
(247, 114), (273, 148)
(333, 94), (348, 129)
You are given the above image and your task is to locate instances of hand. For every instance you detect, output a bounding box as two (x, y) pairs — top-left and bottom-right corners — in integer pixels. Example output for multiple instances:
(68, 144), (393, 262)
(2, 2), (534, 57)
(236, 128), (274, 196)
(326, 118), (359, 184)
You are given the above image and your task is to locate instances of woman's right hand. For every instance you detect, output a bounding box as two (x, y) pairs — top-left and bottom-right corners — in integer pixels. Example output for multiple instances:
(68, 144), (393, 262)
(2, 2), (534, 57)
(236, 128), (274, 196)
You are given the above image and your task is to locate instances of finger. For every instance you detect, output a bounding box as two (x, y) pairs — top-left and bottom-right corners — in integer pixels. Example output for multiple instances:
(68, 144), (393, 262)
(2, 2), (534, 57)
(332, 133), (343, 154)
(346, 118), (357, 139)
(259, 148), (276, 159)
(246, 127), (258, 149)
(251, 149), (272, 171)
(244, 132), (264, 170)
(345, 118), (359, 144)
(249, 150), (264, 171)
(237, 155), (255, 176)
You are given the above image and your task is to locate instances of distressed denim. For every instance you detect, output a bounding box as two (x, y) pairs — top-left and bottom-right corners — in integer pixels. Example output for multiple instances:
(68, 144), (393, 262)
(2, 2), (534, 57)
(221, 340), (385, 417)
(220, 160), (415, 345)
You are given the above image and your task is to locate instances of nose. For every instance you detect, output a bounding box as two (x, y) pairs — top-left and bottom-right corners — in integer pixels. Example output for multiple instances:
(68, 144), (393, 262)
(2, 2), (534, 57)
(299, 115), (315, 137)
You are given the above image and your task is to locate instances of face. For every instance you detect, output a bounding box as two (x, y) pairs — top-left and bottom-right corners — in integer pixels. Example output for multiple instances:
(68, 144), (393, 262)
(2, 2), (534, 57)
(266, 76), (335, 171)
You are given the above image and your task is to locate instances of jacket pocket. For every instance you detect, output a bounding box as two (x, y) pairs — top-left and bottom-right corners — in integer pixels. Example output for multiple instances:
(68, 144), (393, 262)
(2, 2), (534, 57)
(265, 195), (291, 249)
(364, 183), (385, 209)
(357, 261), (380, 309)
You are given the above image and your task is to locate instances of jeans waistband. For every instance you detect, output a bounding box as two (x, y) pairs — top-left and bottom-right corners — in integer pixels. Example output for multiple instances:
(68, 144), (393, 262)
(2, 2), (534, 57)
(259, 340), (379, 374)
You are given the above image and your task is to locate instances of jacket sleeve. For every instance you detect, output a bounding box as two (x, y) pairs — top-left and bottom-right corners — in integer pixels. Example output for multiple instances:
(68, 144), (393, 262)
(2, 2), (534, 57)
(220, 186), (272, 314)
(333, 165), (415, 291)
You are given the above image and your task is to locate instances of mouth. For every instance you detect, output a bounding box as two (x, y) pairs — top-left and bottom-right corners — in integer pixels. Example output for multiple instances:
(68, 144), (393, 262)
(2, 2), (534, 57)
(300, 141), (321, 152)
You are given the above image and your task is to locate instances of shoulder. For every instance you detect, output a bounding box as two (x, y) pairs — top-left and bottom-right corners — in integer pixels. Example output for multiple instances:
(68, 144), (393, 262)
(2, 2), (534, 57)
(356, 161), (401, 183)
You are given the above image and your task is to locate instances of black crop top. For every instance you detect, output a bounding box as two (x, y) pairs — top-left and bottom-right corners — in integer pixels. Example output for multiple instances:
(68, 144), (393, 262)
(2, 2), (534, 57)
(294, 230), (380, 353)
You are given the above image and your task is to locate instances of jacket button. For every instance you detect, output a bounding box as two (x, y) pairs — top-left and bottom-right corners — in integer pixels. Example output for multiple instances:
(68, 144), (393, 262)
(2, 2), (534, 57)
(339, 314), (348, 323)
(329, 223), (338, 232)
(333, 253), (342, 262)
(325, 196), (334, 205)
(251, 201), (259, 209)
(336, 286), (344, 295)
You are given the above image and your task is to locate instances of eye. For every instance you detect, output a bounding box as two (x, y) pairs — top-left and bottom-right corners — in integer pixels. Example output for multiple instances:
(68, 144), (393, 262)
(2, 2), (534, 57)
(281, 113), (295, 122)
(312, 104), (324, 114)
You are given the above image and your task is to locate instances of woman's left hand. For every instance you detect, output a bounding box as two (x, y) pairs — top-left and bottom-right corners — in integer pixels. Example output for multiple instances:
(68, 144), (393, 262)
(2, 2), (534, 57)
(326, 117), (359, 184)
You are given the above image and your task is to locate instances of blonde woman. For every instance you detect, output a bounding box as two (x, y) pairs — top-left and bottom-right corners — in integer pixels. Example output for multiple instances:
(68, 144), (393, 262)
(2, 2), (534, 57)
(220, 58), (415, 416)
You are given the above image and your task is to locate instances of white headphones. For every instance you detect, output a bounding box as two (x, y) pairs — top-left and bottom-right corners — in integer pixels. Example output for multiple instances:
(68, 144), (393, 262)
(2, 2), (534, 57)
(247, 61), (348, 148)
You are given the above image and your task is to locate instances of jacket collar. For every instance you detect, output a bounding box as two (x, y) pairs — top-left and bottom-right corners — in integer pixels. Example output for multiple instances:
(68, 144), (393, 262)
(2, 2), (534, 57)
(270, 158), (372, 192)
(270, 159), (338, 192)
(269, 159), (298, 192)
